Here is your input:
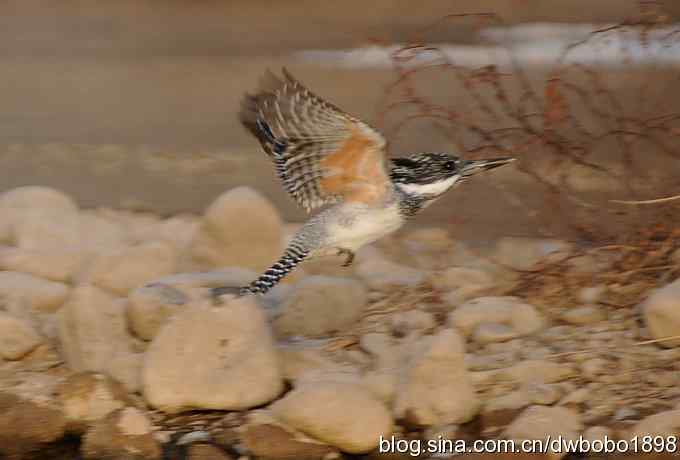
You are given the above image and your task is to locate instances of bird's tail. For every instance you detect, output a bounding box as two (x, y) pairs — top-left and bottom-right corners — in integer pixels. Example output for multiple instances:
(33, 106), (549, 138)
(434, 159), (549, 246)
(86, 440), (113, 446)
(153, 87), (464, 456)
(211, 243), (310, 298)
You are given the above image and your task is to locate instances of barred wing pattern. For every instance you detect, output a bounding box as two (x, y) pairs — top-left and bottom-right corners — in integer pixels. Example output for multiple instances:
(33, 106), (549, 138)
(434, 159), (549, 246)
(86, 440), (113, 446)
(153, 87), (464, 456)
(239, 69), (391, 213)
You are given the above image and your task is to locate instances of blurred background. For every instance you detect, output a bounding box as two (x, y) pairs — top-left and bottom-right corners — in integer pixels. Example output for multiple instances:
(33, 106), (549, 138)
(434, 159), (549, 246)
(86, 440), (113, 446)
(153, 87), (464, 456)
(0, 0), (679, 240)
(1, 4), (680, 458)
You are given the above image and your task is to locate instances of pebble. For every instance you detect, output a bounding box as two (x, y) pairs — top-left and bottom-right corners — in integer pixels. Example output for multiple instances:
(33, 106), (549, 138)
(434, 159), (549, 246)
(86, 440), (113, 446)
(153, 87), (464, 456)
(613, 407), (638, 421)
(642, 278), (680, 347)
(0, 186), (80, 249)
(494, 237), (572, 271)
(143, 296), (283, 413)
(355, 247), (428, 290)
(273, 276), (367, 338)
(434, 267), (497, 306)
(672, 248), (680, 265)
(400, 227), (454, 269)
(190, 186), (283, 271)
(496, 360), (574, 385)
(2, 184), (680, 459)
(561, 305), (606, 325)
(430, 266), (495, 292)
(394, 329), (480, 426)
(654, 371), (677, 388)
(56, 372), (133, 434)
(58, 285), (143, 392)
(390, 309), (436, 338)
(0, 271), (70, 313)
(503, 406), (582, 459)
(187, 443), (235, 460)
(0, 246), (83, 283)
(559, 388), (590, 406)
(175, 431), (212, 446)
(580, 358), (610, 380)
(270, 382), (392, 454)
(525, 383), (563, 405)
(242, 417), (335, 460)
(127, 283), (187, 341)
(0, 313), (43, 360)
(361, 371), (398, 405)
(360, 333), (399, 370)
(484, 390), (531, 413)
(567, 253), (615, 275)
(278, 344), (346, 383)
(0, 392), (67, 458)
(448, 296), (545, 344)
(577, 285), (607, 304)
(474, 322), (518, 344)
(84, 240), (178, 296)
(630, 410), (680, 437)
(81, 408), (161, 460)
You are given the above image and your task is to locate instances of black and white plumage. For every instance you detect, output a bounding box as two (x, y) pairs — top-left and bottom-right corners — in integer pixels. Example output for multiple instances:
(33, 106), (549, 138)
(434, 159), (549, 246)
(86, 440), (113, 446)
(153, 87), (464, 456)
(389, 153), (515, 216)
(234, 243), (309, 295)
(239, 68), (389, 213)
(211, 70), (515, 299)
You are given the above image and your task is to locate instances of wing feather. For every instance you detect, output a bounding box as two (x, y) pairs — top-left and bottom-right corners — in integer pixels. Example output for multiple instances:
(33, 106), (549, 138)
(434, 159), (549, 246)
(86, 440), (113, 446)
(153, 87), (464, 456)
(239, 69), (391, 212)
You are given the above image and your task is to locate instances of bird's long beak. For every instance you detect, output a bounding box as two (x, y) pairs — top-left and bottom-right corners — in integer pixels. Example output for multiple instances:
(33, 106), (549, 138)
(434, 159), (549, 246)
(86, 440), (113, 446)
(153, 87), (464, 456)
(460, 157), (515, 177)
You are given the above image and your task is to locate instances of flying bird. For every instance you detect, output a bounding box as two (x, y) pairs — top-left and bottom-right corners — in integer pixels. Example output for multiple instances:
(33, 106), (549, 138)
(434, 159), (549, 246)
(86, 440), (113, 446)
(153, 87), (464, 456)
(211, 69), (514, 299)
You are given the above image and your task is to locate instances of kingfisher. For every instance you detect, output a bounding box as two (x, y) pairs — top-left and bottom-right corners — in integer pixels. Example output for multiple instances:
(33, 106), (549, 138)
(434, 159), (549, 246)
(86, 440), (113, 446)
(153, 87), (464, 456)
(211, 69), (514, 299)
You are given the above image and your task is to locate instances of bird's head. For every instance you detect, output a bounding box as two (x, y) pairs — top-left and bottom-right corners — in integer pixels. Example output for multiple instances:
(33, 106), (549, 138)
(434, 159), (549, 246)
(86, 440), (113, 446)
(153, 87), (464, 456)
(390, 152), (515, 199)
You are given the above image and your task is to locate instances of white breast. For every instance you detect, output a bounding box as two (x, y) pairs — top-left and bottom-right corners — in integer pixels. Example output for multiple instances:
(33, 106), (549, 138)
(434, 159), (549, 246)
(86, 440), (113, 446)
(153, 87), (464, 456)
(324, 202), (404, 251)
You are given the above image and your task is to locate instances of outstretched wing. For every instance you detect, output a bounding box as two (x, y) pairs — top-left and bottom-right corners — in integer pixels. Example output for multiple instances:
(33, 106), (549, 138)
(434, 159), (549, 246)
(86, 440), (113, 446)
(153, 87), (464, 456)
(240, 69), (391, 213)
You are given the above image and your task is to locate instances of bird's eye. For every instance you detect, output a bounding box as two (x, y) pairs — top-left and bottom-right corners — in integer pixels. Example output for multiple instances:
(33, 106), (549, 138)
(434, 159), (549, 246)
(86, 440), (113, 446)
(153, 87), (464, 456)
(444, 161), (457, 171)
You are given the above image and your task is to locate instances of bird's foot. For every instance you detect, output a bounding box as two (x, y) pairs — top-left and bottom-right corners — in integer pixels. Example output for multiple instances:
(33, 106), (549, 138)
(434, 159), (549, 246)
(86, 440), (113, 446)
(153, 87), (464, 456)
(209, 286), (244, 306)
(336, 248), (356, 267)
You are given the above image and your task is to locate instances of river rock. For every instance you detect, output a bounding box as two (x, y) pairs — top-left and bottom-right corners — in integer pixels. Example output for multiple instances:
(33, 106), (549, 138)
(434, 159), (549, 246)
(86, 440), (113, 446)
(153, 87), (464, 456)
(643, 278), (680, 347)
(355, 246), (427, 290)
(0, 392), (67, 459)
(394, 329), (480, 426)
(84, 240), (178, 296)
(449, 296), (545, 343)
(190, 187), (283, 271)
(494, 237), (572, 271)
(126, 283), (187, 341)
(495, 360), (574, 385)
(273, 276), (367, 338)
(561, 305), (606, 325)
(432, 266), (497, 305)
(0, 312), (43, 360)
(630, 410), (680, 438)
(0, 271), (69, 313)
(0, 186), (79, 247)
(504, 405), (582, 459)
(242, 411), (337, 460)
(81, 407), (161, 460)
(270, 382), (392, 454)
(57, 285), (142, 391)
(56, 372), (134, 434)
(0, 246), (84, 283)
(143, 296), (283, 412)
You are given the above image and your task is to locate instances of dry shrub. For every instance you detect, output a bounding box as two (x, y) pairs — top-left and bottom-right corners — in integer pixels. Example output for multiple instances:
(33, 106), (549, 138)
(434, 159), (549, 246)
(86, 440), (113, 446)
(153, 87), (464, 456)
(377, 2), (680, 242)
(512, 225), (680, 311)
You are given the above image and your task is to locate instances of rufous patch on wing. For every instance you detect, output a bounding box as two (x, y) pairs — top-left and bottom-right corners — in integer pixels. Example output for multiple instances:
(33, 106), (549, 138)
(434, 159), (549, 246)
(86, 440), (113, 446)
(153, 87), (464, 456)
(319, 123), (390, 205)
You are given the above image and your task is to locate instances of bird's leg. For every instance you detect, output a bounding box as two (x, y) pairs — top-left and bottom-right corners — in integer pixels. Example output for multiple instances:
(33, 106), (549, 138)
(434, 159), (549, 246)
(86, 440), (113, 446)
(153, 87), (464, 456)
(336, 248), (355, 267)
(210, 242), (311, 305)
